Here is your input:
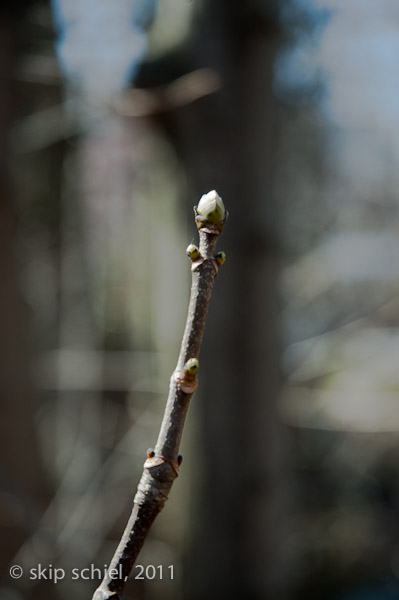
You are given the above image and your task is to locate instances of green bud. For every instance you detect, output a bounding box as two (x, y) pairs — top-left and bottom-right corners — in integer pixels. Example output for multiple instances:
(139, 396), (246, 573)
(196, 190), (226, 224)
(214, 251), (226, 266)
(184, 358), (199, 376)
(186, 243), (200, 261)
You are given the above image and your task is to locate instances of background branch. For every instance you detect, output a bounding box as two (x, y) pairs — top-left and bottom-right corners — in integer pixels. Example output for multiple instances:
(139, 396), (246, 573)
(92, 191), (227, 600)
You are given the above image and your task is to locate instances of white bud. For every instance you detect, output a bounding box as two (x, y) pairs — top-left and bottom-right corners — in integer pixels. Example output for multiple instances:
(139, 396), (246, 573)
(197, 190), (226, 224)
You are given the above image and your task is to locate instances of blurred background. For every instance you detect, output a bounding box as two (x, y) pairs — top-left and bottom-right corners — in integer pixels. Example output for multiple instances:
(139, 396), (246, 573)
(0, 1), (398, 599)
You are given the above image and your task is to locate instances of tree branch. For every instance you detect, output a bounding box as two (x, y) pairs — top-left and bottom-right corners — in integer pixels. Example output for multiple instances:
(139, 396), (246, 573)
(92, 191), (227, 600)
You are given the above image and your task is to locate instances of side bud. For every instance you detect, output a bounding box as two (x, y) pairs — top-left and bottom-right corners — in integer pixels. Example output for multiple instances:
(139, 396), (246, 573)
(186, 243), (200, 261)
(184, 358), (199, 377)
(178, 358), (199, 393)
(214, 251), (226, 266)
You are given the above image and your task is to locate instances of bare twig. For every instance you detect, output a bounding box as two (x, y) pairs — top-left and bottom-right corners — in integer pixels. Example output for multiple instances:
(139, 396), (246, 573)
(92, 191), (227, 600)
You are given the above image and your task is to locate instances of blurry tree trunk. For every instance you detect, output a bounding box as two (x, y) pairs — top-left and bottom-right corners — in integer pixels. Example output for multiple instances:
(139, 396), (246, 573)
(0, 2), (49, 576)
(166, 2), (290, 598)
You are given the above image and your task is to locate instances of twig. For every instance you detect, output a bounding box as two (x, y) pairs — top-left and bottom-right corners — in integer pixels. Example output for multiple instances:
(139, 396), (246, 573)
(92, 191), (227, 600)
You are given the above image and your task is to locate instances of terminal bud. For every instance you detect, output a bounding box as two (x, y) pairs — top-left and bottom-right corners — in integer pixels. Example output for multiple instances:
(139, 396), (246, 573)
(196, 190), (226, 224)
